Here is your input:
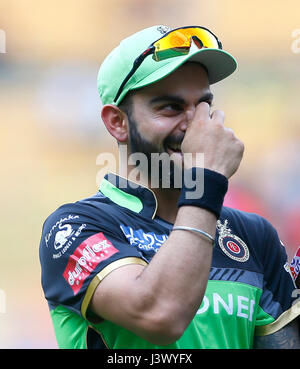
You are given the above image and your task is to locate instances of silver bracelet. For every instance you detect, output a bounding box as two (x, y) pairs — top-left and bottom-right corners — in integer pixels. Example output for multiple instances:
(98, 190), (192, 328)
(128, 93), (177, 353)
(172, 226), (215, 246)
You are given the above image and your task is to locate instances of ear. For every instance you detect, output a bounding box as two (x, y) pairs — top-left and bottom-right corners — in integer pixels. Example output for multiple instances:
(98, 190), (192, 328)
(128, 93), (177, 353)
(101, 104), (129, 142)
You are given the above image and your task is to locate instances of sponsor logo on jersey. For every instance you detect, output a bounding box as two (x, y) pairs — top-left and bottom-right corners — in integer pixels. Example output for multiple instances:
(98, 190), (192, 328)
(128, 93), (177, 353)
(45, 214), (79, 247)
(63, 232), (119, 295)
(290, 246), (300, 282)
(120, 225), (168, 254)
(196, 292), (256, 322)
(54, 223), (74, 250)
(217, 219), (249, 262)
(52, 223), (87, 259)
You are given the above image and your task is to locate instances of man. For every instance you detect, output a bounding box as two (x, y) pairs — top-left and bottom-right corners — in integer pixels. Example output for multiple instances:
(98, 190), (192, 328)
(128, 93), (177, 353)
(39, 25), (300, 349)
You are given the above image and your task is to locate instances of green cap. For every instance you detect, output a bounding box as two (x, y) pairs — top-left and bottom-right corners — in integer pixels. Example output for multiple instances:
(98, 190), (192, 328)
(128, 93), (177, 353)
(97, 25), (237, 106)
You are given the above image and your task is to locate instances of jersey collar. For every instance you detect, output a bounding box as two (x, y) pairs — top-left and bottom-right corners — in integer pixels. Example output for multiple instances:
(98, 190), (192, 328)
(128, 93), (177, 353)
(99, 173), (158, 219)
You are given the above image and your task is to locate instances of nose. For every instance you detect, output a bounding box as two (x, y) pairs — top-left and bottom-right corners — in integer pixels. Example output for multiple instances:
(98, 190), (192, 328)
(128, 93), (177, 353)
(186, 105), (196, 123)
(179, 106), (196, 131)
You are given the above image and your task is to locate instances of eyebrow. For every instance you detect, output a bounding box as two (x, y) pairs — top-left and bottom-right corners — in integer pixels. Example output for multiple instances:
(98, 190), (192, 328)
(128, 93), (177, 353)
(149, 92), (214, 106)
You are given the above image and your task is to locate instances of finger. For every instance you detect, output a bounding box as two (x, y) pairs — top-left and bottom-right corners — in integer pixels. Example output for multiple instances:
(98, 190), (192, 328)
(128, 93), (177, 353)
(210, 109), (225, 122)
(193, 102), (211, 122)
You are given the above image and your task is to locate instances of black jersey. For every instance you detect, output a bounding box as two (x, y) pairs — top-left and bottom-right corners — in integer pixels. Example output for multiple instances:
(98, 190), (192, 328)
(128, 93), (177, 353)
(39, 173), (300, 348)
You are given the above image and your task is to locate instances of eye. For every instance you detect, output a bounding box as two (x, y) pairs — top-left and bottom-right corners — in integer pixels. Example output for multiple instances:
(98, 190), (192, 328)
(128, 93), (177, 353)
(159, 103), (183, 113)
(199, 99), (213, 108)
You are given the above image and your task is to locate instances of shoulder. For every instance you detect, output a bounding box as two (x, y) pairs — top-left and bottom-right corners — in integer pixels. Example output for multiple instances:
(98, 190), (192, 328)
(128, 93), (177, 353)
(43, 192), (117, 227)
(40, 192), (121, 250)
(39, 193), (147, 313)
(44, 192), (112, 222)
(221, 206), (275, 236)
(219, 206), (283, 263)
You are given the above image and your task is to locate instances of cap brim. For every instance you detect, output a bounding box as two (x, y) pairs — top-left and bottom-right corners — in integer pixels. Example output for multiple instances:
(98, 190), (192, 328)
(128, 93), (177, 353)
(130, 48), (237, 92)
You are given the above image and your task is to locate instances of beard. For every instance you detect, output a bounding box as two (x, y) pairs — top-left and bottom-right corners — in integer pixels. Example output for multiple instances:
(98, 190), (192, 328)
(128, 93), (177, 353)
(127, 114), (184, 189)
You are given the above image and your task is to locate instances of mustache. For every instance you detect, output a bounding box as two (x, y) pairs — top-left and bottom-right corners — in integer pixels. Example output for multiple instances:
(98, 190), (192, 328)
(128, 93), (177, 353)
(163, 135), (185, 148)
(163, 134), (184, 151)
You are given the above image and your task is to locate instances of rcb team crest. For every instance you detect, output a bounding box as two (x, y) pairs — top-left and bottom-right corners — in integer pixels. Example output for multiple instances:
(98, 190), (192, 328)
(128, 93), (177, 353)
(217, 219), (249, 262)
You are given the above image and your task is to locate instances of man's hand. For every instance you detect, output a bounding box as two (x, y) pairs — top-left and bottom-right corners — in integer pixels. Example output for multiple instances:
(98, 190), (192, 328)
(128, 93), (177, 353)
(181, 102), (244, 178)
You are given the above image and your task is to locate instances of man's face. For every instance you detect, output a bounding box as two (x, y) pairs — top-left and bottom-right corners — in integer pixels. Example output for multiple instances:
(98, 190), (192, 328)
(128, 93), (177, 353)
(125, 62), (212, 187)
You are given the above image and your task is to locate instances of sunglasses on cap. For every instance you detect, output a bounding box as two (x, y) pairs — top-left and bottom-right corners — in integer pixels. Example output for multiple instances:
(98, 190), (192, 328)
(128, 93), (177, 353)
(114, 26), (222, 103)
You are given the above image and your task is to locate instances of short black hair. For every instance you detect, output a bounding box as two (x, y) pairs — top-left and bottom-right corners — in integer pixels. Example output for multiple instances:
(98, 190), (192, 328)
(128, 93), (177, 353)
(118, 91), (134, 119)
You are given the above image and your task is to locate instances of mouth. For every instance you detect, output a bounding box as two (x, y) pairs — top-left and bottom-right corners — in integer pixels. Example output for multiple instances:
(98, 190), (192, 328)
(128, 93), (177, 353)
(165, 143), (183, 159)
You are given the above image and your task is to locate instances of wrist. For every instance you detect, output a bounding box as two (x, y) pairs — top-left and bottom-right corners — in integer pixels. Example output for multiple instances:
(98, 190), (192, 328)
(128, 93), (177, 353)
(178, 167), (228, 219)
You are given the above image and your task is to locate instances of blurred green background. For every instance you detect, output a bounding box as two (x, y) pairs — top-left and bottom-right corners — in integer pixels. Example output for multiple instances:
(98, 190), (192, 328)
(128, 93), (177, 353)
(0, 0), (300, 348)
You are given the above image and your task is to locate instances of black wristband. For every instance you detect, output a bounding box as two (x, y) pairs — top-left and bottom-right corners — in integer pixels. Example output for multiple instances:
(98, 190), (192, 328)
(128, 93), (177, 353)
(178, 167), (228, 219)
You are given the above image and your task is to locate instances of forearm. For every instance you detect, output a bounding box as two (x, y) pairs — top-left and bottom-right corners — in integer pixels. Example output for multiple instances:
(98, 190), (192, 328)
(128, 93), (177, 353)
(134, 205), (216, 328)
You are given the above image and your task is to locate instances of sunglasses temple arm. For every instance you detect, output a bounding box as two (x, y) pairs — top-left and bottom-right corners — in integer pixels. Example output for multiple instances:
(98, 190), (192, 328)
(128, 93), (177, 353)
(114, 66), (138, 103)
(114, 48), (154, 103)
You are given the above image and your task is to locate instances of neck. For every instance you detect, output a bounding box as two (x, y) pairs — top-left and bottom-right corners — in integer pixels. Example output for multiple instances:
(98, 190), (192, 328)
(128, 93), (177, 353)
(119, 158), (180, 224)
(151, 187), (181, 224)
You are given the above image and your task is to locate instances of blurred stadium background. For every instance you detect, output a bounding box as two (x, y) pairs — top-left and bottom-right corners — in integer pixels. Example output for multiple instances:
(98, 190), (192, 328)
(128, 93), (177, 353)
(0, 0), (300, 348)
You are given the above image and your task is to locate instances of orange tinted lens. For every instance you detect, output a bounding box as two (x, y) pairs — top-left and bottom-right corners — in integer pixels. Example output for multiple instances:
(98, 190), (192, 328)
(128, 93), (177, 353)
(154, 27), (218, 53)
(189, 28), (219, 48)
(154, 30), (190, 52)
